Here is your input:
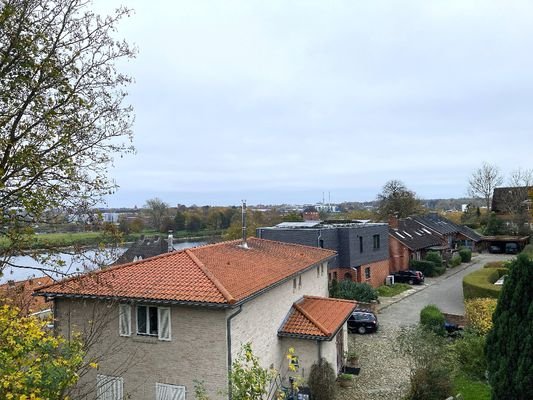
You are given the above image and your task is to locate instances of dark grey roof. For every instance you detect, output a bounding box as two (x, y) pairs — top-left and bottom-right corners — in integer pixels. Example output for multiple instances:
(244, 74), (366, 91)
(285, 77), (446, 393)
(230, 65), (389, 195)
(412, 214), (460, 236)
(114, 236), (171, 265)
(457, 225), (483, 242)
(389, 217), (442, 251)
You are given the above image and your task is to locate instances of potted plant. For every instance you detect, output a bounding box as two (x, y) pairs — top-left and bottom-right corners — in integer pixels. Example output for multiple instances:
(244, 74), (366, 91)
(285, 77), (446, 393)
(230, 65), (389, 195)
(337, 373), (354, 388)
(344, 350), (359, 367)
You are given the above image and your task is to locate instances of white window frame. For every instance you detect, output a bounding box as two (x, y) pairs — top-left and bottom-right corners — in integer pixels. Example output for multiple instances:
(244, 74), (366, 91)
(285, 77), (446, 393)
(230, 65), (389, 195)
(136, 304), (171, 341)
(156, 383), (186, 400)
(118, 304), (131, 337)
(97, 374), (123, 400)
(158, 307), (171, 341)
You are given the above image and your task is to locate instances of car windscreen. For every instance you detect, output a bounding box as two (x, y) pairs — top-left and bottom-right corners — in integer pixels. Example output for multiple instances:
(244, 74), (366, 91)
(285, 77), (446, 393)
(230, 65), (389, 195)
(353, 313), (375, 321)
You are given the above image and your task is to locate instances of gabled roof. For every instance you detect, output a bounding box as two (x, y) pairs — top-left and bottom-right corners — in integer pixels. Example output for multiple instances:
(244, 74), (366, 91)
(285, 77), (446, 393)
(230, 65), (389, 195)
(412, 214), (460, 236)
(389, 217), (442, 251)
(278, 296), (356, 340)
(35, 238), (335, 307)
(457, 225), (483, 242)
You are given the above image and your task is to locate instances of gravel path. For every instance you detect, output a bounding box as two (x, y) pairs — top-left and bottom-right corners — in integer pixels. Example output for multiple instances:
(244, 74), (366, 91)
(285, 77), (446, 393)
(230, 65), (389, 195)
(335, 321), (411, 400)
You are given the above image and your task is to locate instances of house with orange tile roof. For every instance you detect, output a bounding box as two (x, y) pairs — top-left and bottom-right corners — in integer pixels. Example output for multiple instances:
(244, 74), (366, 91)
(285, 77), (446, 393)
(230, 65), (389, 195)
(35, 238), (356, 400)
(0, 276), (54, 316)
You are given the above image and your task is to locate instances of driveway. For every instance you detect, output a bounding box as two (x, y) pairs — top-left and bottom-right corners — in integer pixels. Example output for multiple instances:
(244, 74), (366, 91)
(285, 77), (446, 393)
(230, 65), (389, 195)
(335, 253), (513, 400)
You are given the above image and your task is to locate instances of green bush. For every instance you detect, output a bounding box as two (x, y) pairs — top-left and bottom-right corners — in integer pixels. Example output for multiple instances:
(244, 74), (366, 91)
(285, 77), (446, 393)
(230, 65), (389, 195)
(462, 268), (507, 299)
(521, 243), (533, 259)
(409, 366), (453, 400)
(452, 332), (487, 380)
(331, 280), (378, 302)
(450, 253), (462, 268)
(425, 251), (443, 268)
(308, 359), (336, 400)
(434, 266), (446, 276)
(420, 304), (445, 336)
(458, 248), (472, 262)
(410, 260), (436, 277)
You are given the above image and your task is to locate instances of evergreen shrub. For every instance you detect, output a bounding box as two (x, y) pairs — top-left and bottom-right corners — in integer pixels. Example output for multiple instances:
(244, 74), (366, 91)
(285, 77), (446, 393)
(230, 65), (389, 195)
(420, 304), (445, 336)
(410, 260), (436, 276)
(308, 359), (336, 400)
(458, 247), (472, 262)
(331, 280), (378, 303)
(450, 253), (462, 268)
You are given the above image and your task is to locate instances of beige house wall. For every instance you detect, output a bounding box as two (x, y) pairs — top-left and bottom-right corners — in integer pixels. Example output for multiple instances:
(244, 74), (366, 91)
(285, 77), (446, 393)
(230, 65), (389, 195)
(228, 262), (329, 379)
(54, 298), (228, 400)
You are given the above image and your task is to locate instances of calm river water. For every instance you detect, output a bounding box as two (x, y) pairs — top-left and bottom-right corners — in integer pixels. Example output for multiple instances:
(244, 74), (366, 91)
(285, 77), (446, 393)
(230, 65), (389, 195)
(1, 241), (207, 283)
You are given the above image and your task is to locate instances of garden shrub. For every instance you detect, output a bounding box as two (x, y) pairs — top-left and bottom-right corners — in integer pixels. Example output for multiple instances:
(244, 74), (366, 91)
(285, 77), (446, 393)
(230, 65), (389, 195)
(332, 280), (378, 302)
(410, 260), (436, 277)
(420, 304), (445, 336)
(409, 366), (453, 400)
(462, 268), (507, 299)
(458, 247), (472, 262)
(450, 253), (462, 268)
(452, 332), (488, 380)
(464, 298), (497, 335)
(521, 243), (533, 259)
(425, 251), (443, 268)
(308, 359), (336, 400)
(433, 265), (446, 276)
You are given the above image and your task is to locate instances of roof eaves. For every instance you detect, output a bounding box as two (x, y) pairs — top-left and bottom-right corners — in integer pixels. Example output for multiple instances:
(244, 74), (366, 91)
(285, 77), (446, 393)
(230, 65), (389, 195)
(35, 292), (232, 309)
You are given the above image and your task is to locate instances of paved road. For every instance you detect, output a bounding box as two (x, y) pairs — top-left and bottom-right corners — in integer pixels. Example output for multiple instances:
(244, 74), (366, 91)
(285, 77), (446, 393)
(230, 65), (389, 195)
(379, 253), (513, 327)
(339, 253), (513, 400)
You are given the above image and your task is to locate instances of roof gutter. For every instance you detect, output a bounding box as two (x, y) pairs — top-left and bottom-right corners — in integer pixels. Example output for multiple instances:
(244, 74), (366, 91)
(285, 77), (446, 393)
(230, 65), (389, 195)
(226, 305), (243, 400)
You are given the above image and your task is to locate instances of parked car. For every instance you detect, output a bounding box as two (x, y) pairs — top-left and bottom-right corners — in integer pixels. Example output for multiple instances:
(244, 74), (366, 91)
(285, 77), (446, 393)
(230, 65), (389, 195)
(393, 270), (425, 285)
(489, 245), (502, 254)
(347, 310), (378, 334)
(505, 243), (518, 254)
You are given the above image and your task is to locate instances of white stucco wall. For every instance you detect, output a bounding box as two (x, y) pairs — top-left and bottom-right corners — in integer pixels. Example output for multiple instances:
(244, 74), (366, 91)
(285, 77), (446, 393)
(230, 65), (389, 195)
(228, 262), (329, 380)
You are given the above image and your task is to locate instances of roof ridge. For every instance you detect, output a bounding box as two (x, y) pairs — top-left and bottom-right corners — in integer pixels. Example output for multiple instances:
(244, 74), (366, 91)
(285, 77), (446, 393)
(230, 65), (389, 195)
(294, 301), (330, 336)
(185, 249), (236, 304)
(251, 237), (336, 255)
(304, 295), (357, 305)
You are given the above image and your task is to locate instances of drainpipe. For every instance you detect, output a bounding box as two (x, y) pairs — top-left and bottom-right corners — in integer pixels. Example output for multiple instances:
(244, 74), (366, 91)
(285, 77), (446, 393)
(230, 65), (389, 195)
(317, 229), (323, 247)
(227, 305), (243, 400)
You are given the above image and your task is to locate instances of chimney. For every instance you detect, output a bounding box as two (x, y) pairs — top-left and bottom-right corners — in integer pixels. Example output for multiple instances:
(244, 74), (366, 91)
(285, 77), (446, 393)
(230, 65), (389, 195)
(388, 213), (399, 229)
(7, 280), (15, 288)
(168, 230), (174, 252)
(240, 200), (248, 248)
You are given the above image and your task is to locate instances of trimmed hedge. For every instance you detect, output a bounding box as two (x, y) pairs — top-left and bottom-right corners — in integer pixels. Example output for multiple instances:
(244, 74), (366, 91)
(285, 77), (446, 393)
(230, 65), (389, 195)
(484, 261), (507, 269)
(420, 304), (446, 336)
(410, 260), (436, 277)
(463, 268), (507, 299)
(458, 248), (472, 262)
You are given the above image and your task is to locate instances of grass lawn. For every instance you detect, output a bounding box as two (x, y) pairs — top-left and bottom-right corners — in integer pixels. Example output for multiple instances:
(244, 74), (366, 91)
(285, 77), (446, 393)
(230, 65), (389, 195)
(376, 283), (411, 297)
(453, 372), (491, 400)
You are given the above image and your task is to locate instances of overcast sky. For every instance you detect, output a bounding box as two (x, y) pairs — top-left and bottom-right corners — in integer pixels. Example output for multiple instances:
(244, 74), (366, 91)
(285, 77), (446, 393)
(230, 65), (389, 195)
(95, 0), (533, 207)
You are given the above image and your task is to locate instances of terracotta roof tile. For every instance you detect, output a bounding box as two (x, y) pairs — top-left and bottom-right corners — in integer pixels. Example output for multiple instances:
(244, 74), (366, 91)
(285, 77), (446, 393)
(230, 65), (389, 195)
(279, 296), (357, 339)
(35, 238), (335, 306)
(0, 277), (55, 315)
